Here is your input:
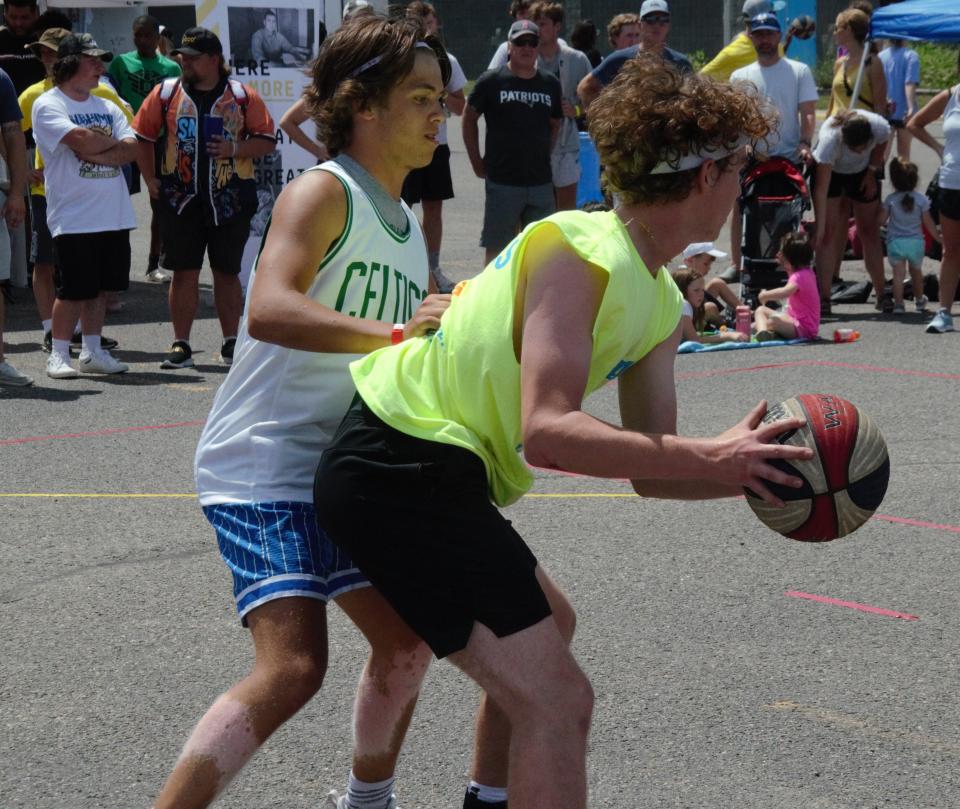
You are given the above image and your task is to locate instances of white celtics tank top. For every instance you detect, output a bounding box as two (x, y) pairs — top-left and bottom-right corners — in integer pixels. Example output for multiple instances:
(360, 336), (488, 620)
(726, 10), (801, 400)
(195, 160), (429, 506)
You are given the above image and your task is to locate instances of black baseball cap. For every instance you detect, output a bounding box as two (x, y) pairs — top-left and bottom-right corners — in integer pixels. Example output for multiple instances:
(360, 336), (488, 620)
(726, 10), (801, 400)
(57, 33), (113, 62)
(172, 27), (223, 56)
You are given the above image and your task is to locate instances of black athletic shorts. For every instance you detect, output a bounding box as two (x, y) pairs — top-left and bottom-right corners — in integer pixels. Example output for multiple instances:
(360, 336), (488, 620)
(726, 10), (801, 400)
(53, 229), (130, 301)
(124, 161), (142, 195)
(827, 167), (880, 203)
(401, 144), (454, 205)
(938, 186), (960, 221)
(30, 194), (52, 265)
(157, 201), (250, 274)
(314, 397), (552, 659)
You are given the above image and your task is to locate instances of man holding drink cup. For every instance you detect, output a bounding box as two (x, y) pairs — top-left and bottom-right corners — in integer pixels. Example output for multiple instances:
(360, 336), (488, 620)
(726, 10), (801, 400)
(132, 27), (276, 369)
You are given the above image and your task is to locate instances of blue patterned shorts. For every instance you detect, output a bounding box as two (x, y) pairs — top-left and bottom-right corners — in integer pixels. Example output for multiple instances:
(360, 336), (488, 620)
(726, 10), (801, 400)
(204, 500), (370, 623)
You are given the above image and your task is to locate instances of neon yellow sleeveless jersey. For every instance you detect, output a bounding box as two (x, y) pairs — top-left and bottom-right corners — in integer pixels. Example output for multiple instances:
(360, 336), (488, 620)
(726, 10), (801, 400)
(350, 209), (683, 506)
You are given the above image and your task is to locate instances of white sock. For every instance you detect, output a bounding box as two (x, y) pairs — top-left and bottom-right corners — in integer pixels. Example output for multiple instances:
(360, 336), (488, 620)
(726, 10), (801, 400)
(468, 782), (508, 804)
(345, 772), (395, 809)
(81, 334), (101, 356)
(42, 319), (52, 334)
(52, 338), (71, 357)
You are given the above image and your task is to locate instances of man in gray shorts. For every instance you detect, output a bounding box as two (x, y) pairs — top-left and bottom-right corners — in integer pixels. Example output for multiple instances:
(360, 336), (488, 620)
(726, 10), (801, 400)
(463, 19), (562, 264)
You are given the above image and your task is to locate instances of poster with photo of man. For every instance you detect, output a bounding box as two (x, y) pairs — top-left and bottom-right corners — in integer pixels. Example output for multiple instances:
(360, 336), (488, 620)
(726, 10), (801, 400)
(193, 0), (339, 285)
(230, 7), (313, 68)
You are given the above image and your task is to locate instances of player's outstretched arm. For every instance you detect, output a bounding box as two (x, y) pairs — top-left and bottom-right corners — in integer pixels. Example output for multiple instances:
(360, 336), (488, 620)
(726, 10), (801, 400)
(617, 336), (810, 503)
(517, 225), (811, 505)
(247, 169), (449, 353)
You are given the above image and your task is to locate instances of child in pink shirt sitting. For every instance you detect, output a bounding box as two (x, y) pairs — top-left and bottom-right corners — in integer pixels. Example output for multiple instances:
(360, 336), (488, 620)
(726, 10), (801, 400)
(754, 231), (821, 341)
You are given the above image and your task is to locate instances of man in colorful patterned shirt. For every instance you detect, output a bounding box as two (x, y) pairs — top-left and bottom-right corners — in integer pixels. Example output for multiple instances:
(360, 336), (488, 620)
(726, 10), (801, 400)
(133, 27), (275, 370)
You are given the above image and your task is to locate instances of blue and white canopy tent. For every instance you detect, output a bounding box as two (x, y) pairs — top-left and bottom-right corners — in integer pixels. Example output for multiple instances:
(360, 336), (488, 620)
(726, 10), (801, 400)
(848, 0), (960, 110)
(871, 0), (960, 43)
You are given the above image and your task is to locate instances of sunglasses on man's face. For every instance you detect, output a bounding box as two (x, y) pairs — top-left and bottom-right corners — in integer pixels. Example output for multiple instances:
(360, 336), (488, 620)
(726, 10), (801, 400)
(642, 15), (670, 25)
(513, 36), (539, 48)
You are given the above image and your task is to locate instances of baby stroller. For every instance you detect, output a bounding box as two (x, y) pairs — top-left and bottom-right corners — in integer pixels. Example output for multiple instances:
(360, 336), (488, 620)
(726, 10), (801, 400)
(738, 157), (810, 309)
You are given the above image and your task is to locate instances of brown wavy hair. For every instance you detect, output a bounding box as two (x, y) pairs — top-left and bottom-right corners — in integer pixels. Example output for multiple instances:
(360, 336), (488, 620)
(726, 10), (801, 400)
(588, 55), (775, 205)
(530, 2), (564, 25)
(835, 9), (869, 44)
(305, 13), (449, 156)
(830, 110), (873, 149)
(671, 268), (706, 332)
(780, 230), (814, 268)
(889, 157), (919, 212)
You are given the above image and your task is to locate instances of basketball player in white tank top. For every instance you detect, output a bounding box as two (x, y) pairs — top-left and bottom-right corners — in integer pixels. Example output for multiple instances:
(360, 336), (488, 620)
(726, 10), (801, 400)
(152, 16), (577, 809)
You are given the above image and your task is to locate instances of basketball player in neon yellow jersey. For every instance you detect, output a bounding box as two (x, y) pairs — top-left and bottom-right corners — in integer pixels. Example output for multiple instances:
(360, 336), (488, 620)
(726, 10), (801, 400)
(315, 56), (816, 808)
(154, 15), (553, 809)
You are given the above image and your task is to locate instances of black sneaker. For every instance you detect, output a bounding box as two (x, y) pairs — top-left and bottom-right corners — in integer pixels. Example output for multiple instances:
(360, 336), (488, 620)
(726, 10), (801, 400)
(160, 340), (194, 369)
(463, 791), (507, 809)
(70, 331), (118, 351)
(219, 337), (236, 366)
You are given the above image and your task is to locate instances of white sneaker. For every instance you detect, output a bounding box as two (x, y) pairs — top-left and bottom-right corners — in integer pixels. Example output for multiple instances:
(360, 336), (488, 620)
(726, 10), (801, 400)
(78, 349), (128, 375)
(325, 790), (347, 809)
(324, 789), (398, 809)
(915, 295), (928, 313)
(47, 351), (79, 379)
(0, 359), (33, 386)
(926, 308), (955, 334)
(145, 268), (172, 283)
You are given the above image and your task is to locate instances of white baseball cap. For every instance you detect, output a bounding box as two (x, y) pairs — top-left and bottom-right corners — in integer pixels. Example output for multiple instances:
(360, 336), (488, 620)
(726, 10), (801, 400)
(682, 242), (728, 260)
(741, 0), (785, 18)
(639, 0), (669, 19)
(343, 0), (371, 20)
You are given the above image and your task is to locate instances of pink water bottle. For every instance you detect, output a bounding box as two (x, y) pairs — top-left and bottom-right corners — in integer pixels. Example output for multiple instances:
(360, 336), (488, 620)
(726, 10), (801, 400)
(735, 305), (752, 337)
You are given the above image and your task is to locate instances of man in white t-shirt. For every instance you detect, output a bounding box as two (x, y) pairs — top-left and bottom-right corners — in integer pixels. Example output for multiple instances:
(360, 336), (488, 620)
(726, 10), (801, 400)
(724, 11), (817, 275)
(32, 33), (137, 379)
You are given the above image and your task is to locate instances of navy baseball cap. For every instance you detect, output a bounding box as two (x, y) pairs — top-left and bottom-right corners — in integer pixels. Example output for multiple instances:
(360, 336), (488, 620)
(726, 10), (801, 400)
(748, 12), (782, 32)
(508, 19), (540, 41)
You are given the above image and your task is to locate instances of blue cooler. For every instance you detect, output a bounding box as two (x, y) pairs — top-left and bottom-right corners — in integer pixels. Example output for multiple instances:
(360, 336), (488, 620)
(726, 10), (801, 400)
(576, 132), (603, 207)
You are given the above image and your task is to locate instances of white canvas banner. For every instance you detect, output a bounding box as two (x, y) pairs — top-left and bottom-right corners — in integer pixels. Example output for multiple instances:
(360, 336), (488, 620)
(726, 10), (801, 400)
(193, 0), (336, 286)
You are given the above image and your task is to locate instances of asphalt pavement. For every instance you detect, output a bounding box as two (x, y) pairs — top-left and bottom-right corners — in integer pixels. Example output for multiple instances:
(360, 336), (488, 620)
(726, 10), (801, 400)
(2, 116), (960, 809)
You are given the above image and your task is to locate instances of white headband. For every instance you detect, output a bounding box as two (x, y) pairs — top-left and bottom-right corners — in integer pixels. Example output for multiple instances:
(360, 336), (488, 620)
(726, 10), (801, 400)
(648, 136), (751, 175)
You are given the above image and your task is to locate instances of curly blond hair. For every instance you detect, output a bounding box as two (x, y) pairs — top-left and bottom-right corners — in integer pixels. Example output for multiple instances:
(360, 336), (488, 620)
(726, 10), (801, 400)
(588, 56), (775, 205)
(607, 12), (640, 47)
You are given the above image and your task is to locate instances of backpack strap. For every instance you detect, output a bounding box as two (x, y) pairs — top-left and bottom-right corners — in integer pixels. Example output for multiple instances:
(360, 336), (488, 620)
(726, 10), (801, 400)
(227, 78), (248, 109)
(159, 77), (180, 117)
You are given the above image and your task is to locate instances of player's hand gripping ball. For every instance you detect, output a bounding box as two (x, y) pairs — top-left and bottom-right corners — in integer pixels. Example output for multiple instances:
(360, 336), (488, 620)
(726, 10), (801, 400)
(745, 394), (889, 541)
(789, 15), (816, 40)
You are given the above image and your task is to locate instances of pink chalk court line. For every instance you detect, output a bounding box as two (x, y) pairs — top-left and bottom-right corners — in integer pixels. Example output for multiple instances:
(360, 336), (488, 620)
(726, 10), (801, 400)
(872, 514), (960, 534)
(0, 420), (206, 446)
(676, 359), (960, 382)
(785, 590), (919, 621)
